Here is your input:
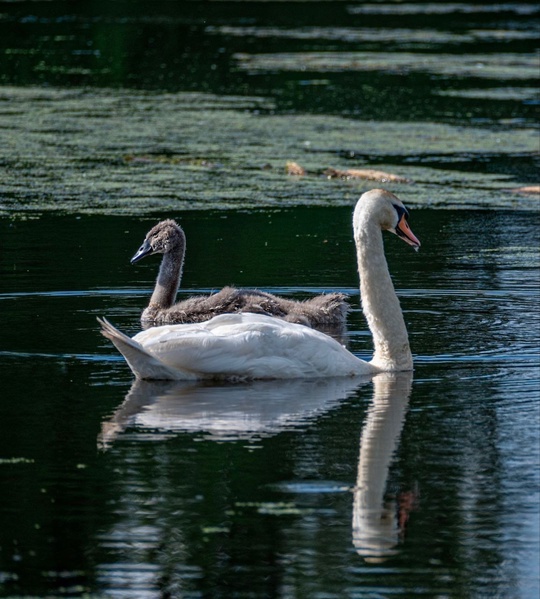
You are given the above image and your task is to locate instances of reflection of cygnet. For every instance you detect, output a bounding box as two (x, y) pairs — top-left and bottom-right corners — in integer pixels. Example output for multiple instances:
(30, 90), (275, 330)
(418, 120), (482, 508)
(352, 372), (413, 561)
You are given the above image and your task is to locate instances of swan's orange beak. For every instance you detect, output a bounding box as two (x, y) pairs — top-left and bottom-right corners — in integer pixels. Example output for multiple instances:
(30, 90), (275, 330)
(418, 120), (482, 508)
(395, 214), (421, 250)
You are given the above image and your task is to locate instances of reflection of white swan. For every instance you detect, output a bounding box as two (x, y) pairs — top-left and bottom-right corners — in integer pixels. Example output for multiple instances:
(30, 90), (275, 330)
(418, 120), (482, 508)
(98, 376), (369, 449)
(98, 189), (420, 380)
(352, 371), (413, 561)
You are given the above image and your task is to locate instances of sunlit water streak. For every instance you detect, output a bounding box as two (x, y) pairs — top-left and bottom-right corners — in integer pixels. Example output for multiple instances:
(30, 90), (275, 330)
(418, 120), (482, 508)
(347, 3), (539, 16)
(2, 285), (537, 299)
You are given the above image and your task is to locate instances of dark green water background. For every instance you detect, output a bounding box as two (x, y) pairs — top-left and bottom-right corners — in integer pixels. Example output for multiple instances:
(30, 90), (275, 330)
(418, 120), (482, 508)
(0, 2), (539, 598)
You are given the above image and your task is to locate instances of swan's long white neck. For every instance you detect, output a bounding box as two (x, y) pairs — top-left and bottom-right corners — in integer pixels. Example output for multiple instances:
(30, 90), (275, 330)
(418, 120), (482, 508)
(149, 246), (185, 310)
(354, 207), (413, 371)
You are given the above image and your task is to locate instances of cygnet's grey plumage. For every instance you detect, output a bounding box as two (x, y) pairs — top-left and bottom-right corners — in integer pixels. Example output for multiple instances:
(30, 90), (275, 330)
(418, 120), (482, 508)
(132, 219), (348, 333)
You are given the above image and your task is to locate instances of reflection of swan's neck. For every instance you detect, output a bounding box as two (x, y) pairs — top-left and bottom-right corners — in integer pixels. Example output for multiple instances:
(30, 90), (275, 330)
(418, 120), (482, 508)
(352, 372), (412, 559)
(149, 248), (184, 310)
(355, 215), (412, 371)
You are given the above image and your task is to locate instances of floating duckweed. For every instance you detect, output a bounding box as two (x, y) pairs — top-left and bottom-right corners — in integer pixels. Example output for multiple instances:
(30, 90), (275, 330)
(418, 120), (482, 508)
(0, 86), (537, 215)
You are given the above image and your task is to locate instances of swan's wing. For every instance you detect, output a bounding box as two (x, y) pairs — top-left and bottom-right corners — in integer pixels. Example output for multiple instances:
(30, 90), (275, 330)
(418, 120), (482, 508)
(133, 313), (368, 379)
(98, 318), (198, 380)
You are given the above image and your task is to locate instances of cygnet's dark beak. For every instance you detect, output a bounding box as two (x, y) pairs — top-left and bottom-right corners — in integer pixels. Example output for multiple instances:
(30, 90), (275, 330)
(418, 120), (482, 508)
(131, 239), (153, 264)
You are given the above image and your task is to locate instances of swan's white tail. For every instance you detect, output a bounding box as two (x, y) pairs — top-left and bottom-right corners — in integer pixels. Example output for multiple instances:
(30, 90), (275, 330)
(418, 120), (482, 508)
(98, 317), (189, 380)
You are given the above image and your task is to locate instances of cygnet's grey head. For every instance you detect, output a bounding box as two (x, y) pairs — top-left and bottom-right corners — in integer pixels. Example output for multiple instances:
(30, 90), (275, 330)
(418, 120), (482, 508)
(131, 219), (186, 264)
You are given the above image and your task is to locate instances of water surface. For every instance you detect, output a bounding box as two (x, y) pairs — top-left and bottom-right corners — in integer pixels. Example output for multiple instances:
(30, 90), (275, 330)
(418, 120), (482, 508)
(1, 208), (539, 598)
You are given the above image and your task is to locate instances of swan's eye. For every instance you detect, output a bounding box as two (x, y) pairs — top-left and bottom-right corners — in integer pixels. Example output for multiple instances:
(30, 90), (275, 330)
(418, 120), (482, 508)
(393, 204), (409, 222)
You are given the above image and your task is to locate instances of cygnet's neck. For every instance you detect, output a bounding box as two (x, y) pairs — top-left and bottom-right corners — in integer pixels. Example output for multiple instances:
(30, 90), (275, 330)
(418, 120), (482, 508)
(149, 244), (185, 310)
(355, 216), (412, 371)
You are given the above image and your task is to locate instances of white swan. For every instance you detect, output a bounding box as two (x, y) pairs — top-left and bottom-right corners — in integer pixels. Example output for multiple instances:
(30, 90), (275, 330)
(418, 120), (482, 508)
(98, 189), (420, 381)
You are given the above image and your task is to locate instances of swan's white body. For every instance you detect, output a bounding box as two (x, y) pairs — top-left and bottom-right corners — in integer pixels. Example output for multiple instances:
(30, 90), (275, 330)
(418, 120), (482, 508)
(99, 313), (369, 380)
(99, 189), (420, 381)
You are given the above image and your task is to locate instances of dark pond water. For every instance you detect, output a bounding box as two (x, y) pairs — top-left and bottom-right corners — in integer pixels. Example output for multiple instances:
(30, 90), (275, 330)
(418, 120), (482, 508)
(1, 208), (539, 598)
(0, 1), (539, 598)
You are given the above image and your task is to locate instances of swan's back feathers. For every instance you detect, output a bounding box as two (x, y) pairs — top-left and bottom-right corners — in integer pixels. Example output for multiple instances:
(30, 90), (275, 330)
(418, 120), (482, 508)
(100, 314), (370, 381)
(134, 313), (363, 379)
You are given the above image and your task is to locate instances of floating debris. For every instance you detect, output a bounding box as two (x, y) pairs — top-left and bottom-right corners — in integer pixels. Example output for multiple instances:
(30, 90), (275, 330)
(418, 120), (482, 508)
(507, 185), (540, 195)
(286, 161), (307, 176)
(323, 168), (411, 184)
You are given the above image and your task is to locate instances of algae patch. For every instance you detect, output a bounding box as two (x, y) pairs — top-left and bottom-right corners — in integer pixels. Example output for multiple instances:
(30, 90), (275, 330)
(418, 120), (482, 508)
(0, 86), (537, 215)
